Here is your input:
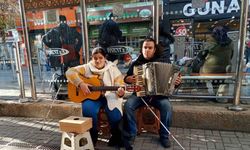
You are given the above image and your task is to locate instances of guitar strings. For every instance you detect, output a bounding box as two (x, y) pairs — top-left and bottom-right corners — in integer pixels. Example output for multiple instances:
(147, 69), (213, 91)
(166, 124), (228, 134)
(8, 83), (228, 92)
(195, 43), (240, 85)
(140, 97), (185, 150)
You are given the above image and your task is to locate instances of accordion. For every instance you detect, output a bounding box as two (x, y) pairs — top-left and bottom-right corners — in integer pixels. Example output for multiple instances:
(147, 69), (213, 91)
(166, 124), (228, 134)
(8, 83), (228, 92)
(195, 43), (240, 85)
(134, 62), (180, 97)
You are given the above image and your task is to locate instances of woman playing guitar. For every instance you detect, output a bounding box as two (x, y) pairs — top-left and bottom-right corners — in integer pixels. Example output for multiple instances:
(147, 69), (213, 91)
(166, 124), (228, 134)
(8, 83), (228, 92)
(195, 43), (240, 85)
(66, 47), (125, 147)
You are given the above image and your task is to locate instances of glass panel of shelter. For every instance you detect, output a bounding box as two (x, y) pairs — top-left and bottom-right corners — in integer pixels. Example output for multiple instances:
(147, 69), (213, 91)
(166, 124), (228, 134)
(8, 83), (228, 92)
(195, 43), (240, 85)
(168, 0), (250, 102)
(21, 0), (155, 100)
(0, 1), (22, 100)
(2, 0), (249, 102)
(87, 0), (154, 74)
(23, 3), (83, 100)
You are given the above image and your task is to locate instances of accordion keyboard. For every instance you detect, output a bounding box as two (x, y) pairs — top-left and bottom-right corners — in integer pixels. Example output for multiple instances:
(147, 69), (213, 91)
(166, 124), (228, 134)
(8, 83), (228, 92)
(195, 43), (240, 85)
(134, 65), (146, 97)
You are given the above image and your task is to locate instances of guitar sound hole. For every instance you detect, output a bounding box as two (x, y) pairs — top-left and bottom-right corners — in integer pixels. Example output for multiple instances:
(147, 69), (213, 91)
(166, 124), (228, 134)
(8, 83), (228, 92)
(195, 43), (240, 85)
(73, 118), (80, 120)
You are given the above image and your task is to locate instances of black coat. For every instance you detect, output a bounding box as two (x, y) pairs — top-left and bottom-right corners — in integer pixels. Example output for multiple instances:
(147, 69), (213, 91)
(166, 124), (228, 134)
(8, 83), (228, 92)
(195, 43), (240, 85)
(42, 23), (82, 68)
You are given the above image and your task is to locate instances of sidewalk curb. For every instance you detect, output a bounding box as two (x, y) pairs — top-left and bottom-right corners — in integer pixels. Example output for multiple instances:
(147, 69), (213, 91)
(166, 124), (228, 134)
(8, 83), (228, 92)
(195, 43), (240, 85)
(173, 102), (250, 132)
(0, 100), (81, 119)
(0, 100), (250, 132)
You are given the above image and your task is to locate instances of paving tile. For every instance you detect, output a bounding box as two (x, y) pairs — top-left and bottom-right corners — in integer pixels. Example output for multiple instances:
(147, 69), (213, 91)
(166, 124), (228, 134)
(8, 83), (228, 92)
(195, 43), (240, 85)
(215, 142), (225, 150)
(224, 147), (242, 150)
(221, 137), (231, 143)
(0, 117), (249, 150)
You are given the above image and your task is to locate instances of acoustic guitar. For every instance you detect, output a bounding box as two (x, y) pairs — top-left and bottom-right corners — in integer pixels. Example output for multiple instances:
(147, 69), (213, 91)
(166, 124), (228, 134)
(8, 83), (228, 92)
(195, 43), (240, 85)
(68, 76), (141, 103)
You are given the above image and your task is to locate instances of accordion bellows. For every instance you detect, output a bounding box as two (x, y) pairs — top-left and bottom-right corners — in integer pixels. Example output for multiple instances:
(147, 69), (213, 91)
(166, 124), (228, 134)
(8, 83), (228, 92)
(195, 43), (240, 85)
(134, 62), (180, 97)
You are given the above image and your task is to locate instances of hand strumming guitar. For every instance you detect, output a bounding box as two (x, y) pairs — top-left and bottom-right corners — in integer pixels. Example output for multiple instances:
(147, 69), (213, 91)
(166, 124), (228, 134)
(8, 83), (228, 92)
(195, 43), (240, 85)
(79, 82), (91, 96)
(117, 87), (125, 97)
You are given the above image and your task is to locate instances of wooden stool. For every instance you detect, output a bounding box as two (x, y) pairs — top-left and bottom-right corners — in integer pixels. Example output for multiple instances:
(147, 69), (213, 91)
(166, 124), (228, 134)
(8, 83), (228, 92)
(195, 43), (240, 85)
(136, 106), (160, 134)
(59, 116), (94, 150)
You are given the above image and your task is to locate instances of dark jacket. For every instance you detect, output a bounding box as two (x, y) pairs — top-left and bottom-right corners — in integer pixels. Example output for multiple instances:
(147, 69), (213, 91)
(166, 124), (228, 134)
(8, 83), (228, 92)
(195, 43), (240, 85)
(158, 34), (174, 63)
(158, 21), (175, 63)
(42, 24), (82, 51)
(42, 23), (82, 68)
(98, 19), (122, 61)
(99, 19), (122, 48)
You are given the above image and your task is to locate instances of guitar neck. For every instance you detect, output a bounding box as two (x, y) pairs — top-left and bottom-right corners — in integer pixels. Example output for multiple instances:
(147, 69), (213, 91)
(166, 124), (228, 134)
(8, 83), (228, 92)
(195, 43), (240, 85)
(89, 86), (120, 91)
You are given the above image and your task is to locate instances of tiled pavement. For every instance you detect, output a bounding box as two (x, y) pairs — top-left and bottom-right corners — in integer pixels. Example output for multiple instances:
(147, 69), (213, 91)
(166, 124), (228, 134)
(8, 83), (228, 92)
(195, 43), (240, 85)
(0, 117), (250, 150)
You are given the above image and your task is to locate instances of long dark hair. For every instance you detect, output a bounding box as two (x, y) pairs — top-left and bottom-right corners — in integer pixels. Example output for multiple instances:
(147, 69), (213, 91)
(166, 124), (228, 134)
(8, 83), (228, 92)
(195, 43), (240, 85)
(212, 26), (232, 46)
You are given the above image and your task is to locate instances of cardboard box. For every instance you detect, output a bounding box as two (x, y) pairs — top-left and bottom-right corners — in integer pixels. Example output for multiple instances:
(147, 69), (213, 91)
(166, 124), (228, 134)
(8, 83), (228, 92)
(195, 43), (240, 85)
(59, 116), (92, 134)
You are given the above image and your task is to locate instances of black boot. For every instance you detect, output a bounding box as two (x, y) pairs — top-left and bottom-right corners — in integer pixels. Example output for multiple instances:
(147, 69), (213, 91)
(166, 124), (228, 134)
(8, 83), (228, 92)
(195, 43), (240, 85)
(108, 128), (123, 147)
(120, 114), (134, 150)
(90, 129), (98, 146)
(123, 135), (135, 150)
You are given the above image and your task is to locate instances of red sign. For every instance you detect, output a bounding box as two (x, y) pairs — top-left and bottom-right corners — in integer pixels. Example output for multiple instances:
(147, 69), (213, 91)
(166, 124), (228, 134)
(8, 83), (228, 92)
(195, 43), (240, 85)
(175, 26), (187, 36)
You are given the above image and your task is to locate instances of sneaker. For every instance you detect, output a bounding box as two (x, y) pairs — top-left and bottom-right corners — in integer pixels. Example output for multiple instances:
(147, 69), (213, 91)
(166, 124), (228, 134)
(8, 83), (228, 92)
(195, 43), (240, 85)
(160, 138), (171, 148)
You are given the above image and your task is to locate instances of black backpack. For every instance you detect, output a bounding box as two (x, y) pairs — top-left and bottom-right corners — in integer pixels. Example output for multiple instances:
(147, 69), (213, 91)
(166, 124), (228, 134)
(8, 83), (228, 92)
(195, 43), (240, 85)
(190, 50), (209, 73)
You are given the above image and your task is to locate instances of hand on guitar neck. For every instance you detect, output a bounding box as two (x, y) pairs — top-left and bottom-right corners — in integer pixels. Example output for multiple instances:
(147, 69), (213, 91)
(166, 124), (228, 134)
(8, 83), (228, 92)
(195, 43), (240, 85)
(79, 82), (125, 97)
(68, 76), (141, 103)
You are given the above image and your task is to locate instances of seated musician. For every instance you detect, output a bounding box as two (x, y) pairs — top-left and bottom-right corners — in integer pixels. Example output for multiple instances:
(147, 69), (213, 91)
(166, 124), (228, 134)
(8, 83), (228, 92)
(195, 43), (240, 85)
(66, 47), (125, 147)
(123, 38), (182, 149)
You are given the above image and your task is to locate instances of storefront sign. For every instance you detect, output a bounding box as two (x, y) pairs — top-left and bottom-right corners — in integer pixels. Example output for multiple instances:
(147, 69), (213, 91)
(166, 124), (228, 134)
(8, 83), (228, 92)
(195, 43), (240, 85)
(5, 29), (19, 43)
(46, 48), (69, 56)
(183, 0), (240, 17)
(24, 0), (80, 11)
(87, 2), (154, 23)
(164, 0), (243, 20)
(107, 46), (134, 55)
(175, 26), (187, 36)
(25, 0), (142, 11)
(139, 9), (152, 18)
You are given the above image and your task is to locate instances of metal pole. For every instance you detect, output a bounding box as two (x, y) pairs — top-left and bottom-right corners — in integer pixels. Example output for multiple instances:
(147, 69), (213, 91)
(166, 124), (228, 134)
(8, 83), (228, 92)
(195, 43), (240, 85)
(36, 47), (42, 80)
(19, 0), (37, 100)
(14, 42), (25, 99)
(153, 0), (160, 44)
(228, 0), (249, 111)
(80, 0), (89, 63)
(6, 44), (16, 80)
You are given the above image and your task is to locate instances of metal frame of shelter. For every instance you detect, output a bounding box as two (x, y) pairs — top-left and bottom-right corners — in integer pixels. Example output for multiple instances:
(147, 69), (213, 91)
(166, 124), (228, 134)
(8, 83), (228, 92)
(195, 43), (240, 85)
(17, 0), (248, 111)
